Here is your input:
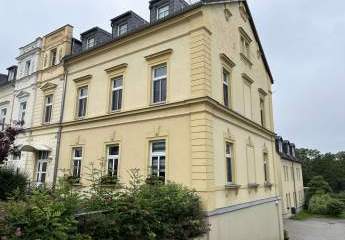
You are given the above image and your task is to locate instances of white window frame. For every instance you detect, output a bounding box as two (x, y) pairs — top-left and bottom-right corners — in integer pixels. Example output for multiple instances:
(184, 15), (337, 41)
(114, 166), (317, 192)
(8, 70), (14, 81)
(107, 145), (120, 177)
(36, 151), (49, 184)
(152, 64), (167, 104)
(240, 36), (250, 58)
(225, 142), (234, 184)
(111, 76), (123, 111)
(50, 48), (57, 66)
(24, 60), (31, 76)
(86, 37), (95, 49)
(157, 5), (169, 20)
(72, 147), (83, 179)
(263, 152), (269, 182)
(223, 69), (230, 108)
(150, 140), (166, 179)
(43, 95), (53, 123)
(19, 100), (27, 123)
(118, 23), (128, 36)
(260, 97), (266, 127)
(77, 86), (88, 118)
(0, 107), (7, 130)
(278, 141), (283, 153)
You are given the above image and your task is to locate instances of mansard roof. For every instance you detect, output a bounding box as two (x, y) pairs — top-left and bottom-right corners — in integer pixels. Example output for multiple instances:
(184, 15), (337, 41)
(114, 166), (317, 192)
(0, 74), (8, 86)
(80, 27), (112, 37)
(65, 0), (274, 83)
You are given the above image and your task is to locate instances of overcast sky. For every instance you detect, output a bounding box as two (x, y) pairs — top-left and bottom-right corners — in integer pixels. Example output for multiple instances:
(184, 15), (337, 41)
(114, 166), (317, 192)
(0, 0), (344, 153)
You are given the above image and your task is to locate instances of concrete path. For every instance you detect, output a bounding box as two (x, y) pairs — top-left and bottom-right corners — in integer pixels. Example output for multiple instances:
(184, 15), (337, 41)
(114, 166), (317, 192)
(285, 218), (345, 240)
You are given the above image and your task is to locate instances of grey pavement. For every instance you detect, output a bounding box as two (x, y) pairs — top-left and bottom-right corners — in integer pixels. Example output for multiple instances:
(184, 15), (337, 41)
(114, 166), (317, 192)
(285, 218), (345, 240)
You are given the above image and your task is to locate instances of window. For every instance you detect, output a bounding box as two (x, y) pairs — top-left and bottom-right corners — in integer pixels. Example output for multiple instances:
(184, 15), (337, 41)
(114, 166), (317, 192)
(107, 145), (119, 177)
(8, 70), (14, 81)
(157, 5), (169, 20)
(263, 153), (269, 182)
(36, 151), (48, 184)
(223, 69), (230, 108)
(111, 76), (123, 111)
(19, 101), (27, 123)
(225, 142), (233, 184)
(24, 60), (31, 75)
(152, 64), (167, 104)
(43, 95), (53, 123)
(50, 48), (57, 66)
(0, 108), (7, 130)
(240, 35), (250, 58)
(77, 87), (88, 118)
(13, 151), (21, 161)
(150, 140), (166, 179)
(118, 23), (128, 36)
(72, 147), (82, 179)
(86, 37), (95, 49)
(292, 147), (296, 157)
(260, 97), (266, 127)
(278, 141), (283, 153)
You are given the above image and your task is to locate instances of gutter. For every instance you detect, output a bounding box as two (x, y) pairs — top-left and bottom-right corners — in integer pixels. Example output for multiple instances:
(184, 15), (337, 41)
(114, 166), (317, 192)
(52, 67), (68, 186)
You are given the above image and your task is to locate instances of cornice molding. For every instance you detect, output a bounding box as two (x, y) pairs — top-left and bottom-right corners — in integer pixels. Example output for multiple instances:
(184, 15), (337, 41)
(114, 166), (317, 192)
(242, 73), (254, 85)
(220, 53), (236, 68)
(145, 49), (173, 62)
(105, 63), (128, 74)
(39, 82), (58, 92)
(73, 75), (92, 84)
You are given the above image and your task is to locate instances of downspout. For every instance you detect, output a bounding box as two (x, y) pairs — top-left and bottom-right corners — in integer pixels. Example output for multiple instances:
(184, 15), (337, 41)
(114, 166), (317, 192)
(292, 161), (298, 210)
(52, 66), (68, 186)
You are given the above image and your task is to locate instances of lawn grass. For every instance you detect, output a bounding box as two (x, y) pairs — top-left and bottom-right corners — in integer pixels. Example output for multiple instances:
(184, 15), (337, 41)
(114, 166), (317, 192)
(291, 210), (345, 221)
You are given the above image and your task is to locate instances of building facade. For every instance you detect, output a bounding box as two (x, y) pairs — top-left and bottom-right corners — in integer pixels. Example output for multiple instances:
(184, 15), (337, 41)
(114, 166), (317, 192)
(58, 0), (283, 239)
(276, 136), (304, 218)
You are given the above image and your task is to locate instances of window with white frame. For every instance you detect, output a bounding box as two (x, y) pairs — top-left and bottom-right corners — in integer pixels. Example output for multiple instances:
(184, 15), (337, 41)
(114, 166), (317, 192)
(111, 76), (123, 111)
(152, 64), (167, 104)
(72, 147), (82, 180)
(36, 151), (49, 184)
(43, 95), (53, 123)
(77, 86), (88, 118)
(50, 48), (57, 66)
(19, 101), (27, 123)
(223, 69), (230, 108)
(157, 5), (169, 20)
(8, 70), (15, 81)
(260, 97), (266, 127)
(107, 145), (119, 177)
(24, 60), (31, 75)
(13, 151), (21, 161)
(240, 35), (250, 59)
(278, 141), (283, 153)
(86, 37), (95, 49)
(118, 23), (128, 36)
(225, 142), (233, 184)
(263, 152), (269, 182)
(150, 140), (166, 179)
(0, 108), (7, 130)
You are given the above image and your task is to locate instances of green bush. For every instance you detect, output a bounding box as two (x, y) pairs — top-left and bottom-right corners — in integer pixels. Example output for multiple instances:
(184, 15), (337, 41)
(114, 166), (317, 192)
(327, 198), (345, 217)
(0, 167), (27, 201)
(305, 176), (332, 208)
(308, 194), (332, 215)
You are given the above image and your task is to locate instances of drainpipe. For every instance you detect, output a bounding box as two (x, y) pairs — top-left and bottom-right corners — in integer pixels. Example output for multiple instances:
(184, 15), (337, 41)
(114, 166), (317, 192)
(292, 161), (298, 211)
(52, 68), (68, 186)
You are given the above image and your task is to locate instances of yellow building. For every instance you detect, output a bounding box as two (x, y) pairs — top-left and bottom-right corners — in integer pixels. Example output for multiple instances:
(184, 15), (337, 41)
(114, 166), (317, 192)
(276, 136), (304, 218)
(58, 0), (283, 239)
(20, 25), (80, 186)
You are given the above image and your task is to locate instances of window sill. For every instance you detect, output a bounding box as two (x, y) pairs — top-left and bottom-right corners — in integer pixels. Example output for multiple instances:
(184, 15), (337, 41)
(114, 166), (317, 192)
(248, 183), (260, 189)
(225, 183), (241, 190)
(150, 101), (167, 106)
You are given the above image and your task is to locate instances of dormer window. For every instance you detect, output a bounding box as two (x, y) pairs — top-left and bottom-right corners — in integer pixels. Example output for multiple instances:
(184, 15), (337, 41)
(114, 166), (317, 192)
(86, 37), (95, 49)
(157, 5), (169, 20)
(8, 70), (14, 81)
(278, 141), (283, 153)
(118, 23), (128, 36)
(292, 147), (296, 157)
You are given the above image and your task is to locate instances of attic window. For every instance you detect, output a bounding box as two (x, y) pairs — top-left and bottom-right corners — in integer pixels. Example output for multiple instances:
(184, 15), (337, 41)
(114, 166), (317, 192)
(118, 23), (128, 36)
(8, 70), (15, 81)
(157, 5), (169, 20)
(86, 37), (95, 49)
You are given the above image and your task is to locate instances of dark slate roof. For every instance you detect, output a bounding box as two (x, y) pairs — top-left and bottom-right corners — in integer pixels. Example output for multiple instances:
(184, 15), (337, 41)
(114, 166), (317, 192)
(0, 74), (9, 87)
(110, 10), (148, 25)
(80, 27), (112, 37)
(275, 135), (301, 163)
(65, 0), (274, 83)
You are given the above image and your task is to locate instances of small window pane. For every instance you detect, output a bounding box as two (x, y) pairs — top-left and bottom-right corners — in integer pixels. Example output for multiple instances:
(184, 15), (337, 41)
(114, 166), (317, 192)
(152, 141), (165, 152)
(154, 65), (167, 78)
(109, 145), (119, 156)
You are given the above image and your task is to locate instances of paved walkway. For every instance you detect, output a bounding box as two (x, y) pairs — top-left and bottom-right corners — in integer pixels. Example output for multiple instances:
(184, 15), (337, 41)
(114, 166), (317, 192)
(285, 218), (345, 240)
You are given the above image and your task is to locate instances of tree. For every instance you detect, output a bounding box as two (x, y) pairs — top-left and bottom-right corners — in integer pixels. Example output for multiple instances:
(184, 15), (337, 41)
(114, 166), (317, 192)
(0, 126), (20, 165)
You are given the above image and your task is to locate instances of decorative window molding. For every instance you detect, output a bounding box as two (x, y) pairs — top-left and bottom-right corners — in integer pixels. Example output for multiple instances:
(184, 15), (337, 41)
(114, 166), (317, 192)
(224, 8), (232, 21)
(40, 82), (57, 94)
(105, 63), (128, 77)
(239, 27), (252, 43)
(0, 101), (10, 107)
(145, 49), (173, 64)
(258, 88), (268, 97)
(220, 53), (236, 68)
(73, 75), (92, 86)
(16, 90), (30, 99)
(242, 73), (254, 85)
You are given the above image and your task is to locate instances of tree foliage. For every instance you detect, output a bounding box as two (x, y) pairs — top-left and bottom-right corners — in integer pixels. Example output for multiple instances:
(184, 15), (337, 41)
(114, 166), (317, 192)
(0, 126), (20, 165)
(297, 148), (345, 193)
(0, 167), (27, 201)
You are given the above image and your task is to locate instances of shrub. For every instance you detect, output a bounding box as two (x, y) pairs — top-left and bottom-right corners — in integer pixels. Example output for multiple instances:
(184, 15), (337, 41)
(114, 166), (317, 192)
(327, 198), (345, 217)
(308, 194), (332, 215)
(305, 176), (332, 208)
(0, 167), (27, 201)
